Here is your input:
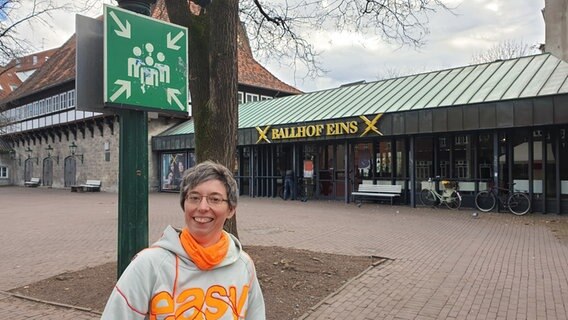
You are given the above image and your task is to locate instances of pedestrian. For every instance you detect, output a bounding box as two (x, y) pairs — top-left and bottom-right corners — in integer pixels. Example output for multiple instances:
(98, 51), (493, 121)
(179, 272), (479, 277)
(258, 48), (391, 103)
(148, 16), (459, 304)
(283, 169), (294, 200)
(101, 160), (266, 319)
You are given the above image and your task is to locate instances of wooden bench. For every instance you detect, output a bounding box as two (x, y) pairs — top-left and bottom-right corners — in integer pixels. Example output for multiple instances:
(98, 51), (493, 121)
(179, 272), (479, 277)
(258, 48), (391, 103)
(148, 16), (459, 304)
(71, 180), (101, 192)
(352, 184), (402, 206)
(24, 177), (41, 187)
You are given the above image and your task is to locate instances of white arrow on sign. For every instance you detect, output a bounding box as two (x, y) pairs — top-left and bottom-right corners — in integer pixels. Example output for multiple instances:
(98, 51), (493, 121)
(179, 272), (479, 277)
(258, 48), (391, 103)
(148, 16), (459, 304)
(109, 11), (131, 39)
(167, 88), (184, 110)
(167, 31), (184, 50)
(110, 80), (131, 102)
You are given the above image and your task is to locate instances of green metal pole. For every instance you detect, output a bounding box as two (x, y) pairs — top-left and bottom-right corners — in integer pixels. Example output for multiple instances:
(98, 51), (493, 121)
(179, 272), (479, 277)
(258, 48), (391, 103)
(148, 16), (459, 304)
(118, 109), (149, 277)
(116, 0), (154, 278)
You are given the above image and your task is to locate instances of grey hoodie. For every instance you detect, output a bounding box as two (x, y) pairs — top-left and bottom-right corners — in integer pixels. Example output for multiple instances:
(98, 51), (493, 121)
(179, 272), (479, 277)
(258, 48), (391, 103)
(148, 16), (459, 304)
(101, 225), (265, 319)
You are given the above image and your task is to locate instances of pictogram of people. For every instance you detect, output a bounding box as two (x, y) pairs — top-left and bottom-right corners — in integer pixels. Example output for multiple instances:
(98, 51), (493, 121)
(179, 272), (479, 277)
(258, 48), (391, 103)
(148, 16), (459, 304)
(128, 43), (170, 93)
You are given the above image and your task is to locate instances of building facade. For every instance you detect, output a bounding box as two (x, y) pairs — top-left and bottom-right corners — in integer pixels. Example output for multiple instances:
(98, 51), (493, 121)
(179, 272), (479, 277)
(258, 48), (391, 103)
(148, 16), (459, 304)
(0, 5), (300, 192)
(154, 53), (568, 214)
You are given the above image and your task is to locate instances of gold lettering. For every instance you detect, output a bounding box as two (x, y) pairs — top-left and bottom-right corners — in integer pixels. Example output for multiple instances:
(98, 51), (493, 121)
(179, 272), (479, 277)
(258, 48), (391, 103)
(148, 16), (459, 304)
(349, 121), (358, 134)
(271, 129), (281, 140)
(297, 126), (306, 137)
(267, 122), (361, 139)
(326, 123), (336, 135)
(306, 125), (316, 137)
(316, 125), (324, 136)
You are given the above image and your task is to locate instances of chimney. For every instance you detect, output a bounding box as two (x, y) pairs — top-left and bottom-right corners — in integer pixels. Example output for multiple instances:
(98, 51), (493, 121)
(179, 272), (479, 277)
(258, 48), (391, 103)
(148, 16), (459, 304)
(544, 0), (568, 60)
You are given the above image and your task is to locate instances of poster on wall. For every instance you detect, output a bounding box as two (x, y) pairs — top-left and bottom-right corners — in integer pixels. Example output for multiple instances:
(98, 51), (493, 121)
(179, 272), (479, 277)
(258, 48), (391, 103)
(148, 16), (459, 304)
(161, 152), (196, 192)
(303, 159), (314, 178)
(162, 153), (186, 191)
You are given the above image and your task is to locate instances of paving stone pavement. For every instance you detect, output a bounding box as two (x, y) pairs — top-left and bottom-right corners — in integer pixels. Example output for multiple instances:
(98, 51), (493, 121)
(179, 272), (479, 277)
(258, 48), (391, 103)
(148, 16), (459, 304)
(1, 186), (567, 319)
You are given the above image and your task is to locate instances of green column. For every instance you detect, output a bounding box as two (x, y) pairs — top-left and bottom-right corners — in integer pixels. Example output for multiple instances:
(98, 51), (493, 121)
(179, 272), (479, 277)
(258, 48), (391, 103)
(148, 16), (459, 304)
(117, 109), (149, 277)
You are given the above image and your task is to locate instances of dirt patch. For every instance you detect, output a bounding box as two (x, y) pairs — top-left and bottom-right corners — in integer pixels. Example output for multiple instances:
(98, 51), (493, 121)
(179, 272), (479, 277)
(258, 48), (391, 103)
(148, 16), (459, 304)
(10, 246), (376, 319)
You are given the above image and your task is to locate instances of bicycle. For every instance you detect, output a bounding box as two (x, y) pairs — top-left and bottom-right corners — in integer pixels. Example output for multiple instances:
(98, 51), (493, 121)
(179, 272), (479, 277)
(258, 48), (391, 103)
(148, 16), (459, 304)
(474, 182), (531, 215)
(420, 177), (462, 210)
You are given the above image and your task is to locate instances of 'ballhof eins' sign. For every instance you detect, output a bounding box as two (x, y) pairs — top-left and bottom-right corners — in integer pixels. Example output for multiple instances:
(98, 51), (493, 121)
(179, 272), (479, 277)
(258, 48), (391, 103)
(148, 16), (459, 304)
(255, 114), (383, 144)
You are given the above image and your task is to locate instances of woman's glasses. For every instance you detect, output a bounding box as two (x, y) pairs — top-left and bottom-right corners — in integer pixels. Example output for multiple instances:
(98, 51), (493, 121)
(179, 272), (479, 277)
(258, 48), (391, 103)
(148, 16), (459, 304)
(186, 193), (228, 206)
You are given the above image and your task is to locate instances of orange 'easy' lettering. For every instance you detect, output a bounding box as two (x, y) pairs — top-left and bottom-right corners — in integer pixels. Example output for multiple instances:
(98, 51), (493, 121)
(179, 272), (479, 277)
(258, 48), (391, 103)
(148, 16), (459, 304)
(229, 285), (250, 319)
(205, 285), (229, 319)
(149, 291), (174, 320)
(176, 288), (205, 320)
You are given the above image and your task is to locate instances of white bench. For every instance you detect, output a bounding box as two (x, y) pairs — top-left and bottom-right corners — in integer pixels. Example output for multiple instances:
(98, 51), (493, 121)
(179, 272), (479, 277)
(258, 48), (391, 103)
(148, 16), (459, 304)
(352, 184), (402, 206)
(71, 179), (101, 192)
(24, 177), (41, 187)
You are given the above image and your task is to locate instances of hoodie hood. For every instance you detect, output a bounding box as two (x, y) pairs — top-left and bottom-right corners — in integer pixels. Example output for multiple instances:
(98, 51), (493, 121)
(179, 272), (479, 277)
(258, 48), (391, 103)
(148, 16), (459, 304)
(152, 225), (242, 269)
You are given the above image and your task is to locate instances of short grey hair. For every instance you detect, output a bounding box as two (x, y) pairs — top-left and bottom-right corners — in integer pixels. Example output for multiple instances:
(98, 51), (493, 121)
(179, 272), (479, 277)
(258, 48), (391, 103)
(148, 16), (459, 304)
(179, 160), (238, 210)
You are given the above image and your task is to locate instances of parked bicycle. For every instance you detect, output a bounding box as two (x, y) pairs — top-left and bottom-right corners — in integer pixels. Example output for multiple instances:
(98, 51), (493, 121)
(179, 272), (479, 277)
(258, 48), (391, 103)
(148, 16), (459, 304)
(474, 182), (531, 215)
(420, 177), (462, 210)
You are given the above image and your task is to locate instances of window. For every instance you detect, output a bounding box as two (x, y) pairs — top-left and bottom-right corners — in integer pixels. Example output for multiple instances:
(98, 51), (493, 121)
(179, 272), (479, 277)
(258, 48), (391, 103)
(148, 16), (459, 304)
(26, 104), (32, 118)
(455, 135), (469, 145)
(456, 160), (468, 179)
(375, 141), (392, 178)
(245, 93), (259, 103)
(59, 93), (66, 110)
(0, 166), (7, 179)
(104, 141), (111, 162)
(415, 136), (433, 181)
(453, 134), (472, 179)
(260, 95), (272, 101)
(61, 92), (68, 109)
(416, 161), (432, 180)
(33, 55), (38, 65)
(68, 90), (75, 107)
(238, 92), (244, 104)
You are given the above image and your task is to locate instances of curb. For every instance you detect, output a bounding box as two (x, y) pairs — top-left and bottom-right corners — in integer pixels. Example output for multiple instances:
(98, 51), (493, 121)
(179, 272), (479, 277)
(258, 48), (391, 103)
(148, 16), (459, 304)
(296, 256), (391, 320)
(0, 290), (102, 316)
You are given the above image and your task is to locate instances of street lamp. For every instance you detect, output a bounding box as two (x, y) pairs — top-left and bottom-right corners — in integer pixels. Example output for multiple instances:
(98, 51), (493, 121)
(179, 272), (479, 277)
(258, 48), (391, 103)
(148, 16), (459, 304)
(69, 141), (84, 164)
(45, 144), (60, 164)
(25, 146), (39, 165)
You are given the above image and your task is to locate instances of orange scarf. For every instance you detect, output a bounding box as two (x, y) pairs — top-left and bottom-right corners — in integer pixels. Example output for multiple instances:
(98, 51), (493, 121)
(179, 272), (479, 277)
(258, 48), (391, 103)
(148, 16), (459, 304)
(180, 228), (229, 270)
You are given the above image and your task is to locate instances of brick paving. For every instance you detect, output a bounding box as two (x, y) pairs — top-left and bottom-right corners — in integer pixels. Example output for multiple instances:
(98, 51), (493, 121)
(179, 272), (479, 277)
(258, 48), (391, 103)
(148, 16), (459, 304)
(1, 186), (567, 319)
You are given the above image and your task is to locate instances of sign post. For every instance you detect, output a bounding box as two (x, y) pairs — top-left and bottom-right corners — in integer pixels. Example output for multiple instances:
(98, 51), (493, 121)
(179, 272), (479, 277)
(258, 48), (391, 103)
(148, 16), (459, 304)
(103, 2), (188, 277)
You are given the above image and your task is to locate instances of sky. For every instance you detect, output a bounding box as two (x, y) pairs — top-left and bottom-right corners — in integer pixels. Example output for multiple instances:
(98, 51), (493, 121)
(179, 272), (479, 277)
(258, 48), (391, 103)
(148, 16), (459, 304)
(8, 0), (546, 93)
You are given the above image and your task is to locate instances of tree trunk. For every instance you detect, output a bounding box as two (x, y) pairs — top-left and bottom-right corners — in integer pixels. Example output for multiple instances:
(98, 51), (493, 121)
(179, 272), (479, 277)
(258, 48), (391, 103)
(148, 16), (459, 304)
(166, 1), (239, 238)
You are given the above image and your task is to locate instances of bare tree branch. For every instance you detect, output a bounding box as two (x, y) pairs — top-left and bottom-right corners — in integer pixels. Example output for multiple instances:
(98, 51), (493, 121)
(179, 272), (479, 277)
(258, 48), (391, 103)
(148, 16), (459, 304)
(239, 0), (453, 81)
(0, 0), (93, 65)
(470, 39), (540, 64)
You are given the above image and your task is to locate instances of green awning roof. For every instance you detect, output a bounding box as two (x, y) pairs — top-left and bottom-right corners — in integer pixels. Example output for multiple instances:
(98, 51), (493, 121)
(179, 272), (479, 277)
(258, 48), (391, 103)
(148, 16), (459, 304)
(158, 53), (568, 137)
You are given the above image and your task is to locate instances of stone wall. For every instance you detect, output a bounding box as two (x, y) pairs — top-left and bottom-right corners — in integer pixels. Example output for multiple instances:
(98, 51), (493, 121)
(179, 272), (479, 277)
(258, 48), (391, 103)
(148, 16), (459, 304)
(6, 115), (181, 192)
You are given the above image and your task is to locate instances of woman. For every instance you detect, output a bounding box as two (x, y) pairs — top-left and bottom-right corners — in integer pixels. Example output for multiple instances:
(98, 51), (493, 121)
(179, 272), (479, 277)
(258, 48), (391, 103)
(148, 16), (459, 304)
(101, 161), (265, 319)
